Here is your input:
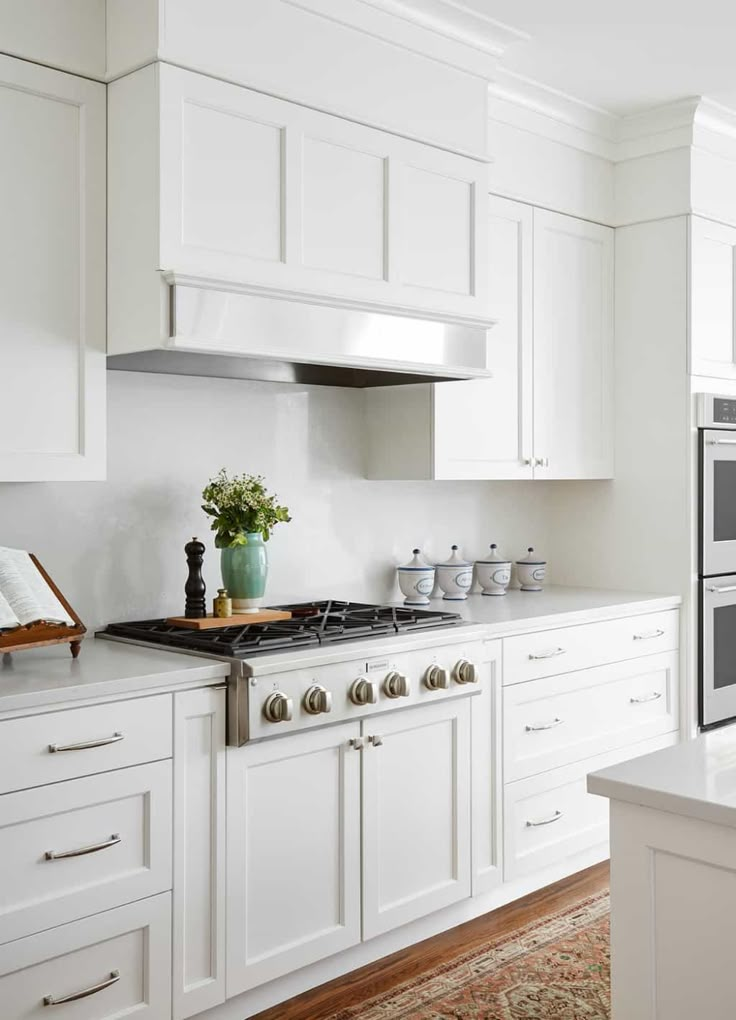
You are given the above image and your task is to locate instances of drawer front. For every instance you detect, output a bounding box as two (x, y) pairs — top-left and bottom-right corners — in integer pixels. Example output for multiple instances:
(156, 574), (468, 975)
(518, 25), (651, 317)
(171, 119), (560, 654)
(503, 733), (678, 880)
(0, 761), (172, 944)
(0, 694), (172, 793)
(502, 610), (679, 684)
(504, 651), (679, 782)
(0, 893), (171, 1020)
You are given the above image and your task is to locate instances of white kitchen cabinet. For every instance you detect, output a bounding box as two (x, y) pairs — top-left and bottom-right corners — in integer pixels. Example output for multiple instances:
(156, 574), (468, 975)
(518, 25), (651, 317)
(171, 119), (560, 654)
(362, 698), (472, 939)
(690, 216), (736, 379)
(365, 201), (614, 480)
(108, 63), (491, 357)
(173, 687), (227, 1019)
(226, 722), (362, 996)
(471, 641), (503, 896)
(0, 54), (106, 481)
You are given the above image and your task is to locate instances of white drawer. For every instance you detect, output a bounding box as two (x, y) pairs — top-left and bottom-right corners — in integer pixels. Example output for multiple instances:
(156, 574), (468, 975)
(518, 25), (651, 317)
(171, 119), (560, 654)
(502, 610), (679, 685)
(504, 651), (679, 782)
(503, 733), (678, 881)
(0, 760), (172, 944)
(0, 694), (172, 794)
(0, 892), (171, 1019)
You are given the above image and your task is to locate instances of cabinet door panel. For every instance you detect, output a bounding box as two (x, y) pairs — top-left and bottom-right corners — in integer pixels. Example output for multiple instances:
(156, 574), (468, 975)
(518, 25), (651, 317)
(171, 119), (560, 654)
(433, 196), (533, 479)
(362, 699), (471, 939)
(400, 164), (472, 295)
(0, 55), (105, 481)
(690, 217), (736, 378)
(226, 722), (361, 995)
(533, 209), (614, 479)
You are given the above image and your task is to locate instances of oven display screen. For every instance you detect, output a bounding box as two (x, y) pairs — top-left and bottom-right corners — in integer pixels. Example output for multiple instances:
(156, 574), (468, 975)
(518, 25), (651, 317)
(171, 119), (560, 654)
(713, 398), (736, 424)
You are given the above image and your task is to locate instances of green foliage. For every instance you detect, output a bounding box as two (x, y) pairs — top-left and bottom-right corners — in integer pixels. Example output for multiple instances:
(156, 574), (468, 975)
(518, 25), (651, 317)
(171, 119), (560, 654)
(202, 469), (291, 548)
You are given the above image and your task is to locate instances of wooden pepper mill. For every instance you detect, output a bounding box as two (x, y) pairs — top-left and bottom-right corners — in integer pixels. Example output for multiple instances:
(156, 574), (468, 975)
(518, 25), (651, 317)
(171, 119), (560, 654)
(184, 537), (207, 619)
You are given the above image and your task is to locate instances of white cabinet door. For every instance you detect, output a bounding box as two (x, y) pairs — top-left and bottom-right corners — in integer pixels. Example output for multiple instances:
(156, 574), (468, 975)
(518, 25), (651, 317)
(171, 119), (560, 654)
(362, 698), (472, 939)
(173, 688), (226, 1019)
(152, 64), (489, 324)
(690, 217), (736, 379)
(226, 722), (361, 995)
(0, 55), (105, 481)
(472, 641), (503, 896)
(533, 209), (614, 479)
(433, 196), (533, 479)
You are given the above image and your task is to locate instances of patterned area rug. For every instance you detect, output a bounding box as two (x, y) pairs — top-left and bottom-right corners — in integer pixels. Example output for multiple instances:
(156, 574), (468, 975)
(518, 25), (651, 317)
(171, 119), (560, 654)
(328, 891), (610, 1020)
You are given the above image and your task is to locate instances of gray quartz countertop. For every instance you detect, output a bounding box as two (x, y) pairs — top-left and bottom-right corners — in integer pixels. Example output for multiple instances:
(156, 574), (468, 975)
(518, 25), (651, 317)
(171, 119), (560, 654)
(588, 727), (736, 829)
(0, 637), (229, 715)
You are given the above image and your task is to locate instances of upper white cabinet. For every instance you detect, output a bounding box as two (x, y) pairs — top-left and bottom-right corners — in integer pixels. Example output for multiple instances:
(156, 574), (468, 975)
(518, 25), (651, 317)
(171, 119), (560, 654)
(0, 55), (106, 481)
(365, 201), (614, 481)
(690, 216), (736, 379)
(108, 63), (491, 356)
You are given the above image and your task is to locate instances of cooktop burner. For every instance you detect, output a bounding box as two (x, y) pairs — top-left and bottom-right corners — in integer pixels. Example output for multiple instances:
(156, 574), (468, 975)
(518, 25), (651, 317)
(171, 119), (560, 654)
(101, 599), (463, 658)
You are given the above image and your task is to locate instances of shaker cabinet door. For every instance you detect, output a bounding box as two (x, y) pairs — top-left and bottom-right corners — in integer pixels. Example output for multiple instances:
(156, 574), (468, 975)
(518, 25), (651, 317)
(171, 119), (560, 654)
(226, 722), (362, 995)
(0, 55), (105, 481)
(690, 216), (736, 379)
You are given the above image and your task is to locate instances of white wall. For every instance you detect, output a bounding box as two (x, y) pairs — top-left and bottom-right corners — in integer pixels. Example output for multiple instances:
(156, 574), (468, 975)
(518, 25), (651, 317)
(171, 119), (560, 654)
(0, 371), (554, 631)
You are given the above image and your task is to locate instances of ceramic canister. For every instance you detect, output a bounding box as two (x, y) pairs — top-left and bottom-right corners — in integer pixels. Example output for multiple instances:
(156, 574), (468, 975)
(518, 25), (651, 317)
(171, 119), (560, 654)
(397, 549), (435, 605)
(435, 545), (473, 601)
(475, 544), (512, 596)
(516, 547), (547, 592)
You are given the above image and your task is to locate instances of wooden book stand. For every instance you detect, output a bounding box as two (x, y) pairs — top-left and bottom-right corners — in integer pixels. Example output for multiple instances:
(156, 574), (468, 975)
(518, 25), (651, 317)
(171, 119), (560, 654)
(0, 555), (86, 658)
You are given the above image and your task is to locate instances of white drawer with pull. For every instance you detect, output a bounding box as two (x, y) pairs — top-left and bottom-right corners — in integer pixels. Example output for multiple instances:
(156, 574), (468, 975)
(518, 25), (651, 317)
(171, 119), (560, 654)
(0, 892), (171, 1019)
(0, 694), (172, 794)
(503, 732), (678, 880)
(502, 610), (679, 685)
(0, 760), (172, 944)
(504, 651), (679, 781)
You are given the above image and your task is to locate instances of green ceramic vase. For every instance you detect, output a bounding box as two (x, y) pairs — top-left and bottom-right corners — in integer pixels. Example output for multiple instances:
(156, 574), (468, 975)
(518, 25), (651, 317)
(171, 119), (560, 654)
(220, 532), (268, 613)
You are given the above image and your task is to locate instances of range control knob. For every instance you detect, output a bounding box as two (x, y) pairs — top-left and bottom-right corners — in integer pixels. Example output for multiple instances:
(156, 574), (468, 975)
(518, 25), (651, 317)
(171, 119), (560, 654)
(350, 677), (378, 706)
(263, 691), (293, 723)
(303, 684), (332, 715)
(383, 670), (411, 699)
(453, 659), (479, 685)
(424, 664), (450, 691)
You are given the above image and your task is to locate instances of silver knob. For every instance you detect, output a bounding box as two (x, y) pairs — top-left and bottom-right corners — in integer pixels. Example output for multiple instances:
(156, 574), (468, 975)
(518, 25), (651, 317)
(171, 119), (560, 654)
(350, 677), (378, 706)
(383, 670), (410, 698)
(303, 684), (332, 715)
(263, 691), (293, 723)
(453, 658), (478, 685)
(424, 664), (450, 691)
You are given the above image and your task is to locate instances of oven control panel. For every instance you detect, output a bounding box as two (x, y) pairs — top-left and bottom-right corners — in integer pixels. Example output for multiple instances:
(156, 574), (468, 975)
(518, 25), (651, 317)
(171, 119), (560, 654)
(698, 393), (736, 429)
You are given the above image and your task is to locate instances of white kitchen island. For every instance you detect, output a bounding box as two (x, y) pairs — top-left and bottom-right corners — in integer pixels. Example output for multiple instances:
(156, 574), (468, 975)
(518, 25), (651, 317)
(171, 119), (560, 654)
(588, 728), (736, 1020)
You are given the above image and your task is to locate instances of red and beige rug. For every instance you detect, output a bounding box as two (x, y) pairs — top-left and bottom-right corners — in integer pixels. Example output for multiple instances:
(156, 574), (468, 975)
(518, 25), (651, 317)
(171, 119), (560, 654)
(328, 891), (610, 1019)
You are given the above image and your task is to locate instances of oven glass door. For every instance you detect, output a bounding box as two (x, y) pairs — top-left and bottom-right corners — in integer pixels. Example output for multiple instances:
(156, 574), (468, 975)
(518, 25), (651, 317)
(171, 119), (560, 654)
(702, 430), (736, 576)
(701, 579), (736, 726)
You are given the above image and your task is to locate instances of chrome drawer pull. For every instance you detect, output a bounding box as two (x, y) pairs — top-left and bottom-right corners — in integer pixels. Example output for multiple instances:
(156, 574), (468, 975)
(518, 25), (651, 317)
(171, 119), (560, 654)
(528, 648), (566, 660)
(706, 584), (736, 594)
(48, 732), (123, 753)
(630, 692), (662, 704)
(45, 833), (121, 860)
(526, 810), (563, 827)
(43, 969), (120, 1006)
(633, 628), (665, 640)
(525, 718), (564, 732)
(708, 438), (736, 445)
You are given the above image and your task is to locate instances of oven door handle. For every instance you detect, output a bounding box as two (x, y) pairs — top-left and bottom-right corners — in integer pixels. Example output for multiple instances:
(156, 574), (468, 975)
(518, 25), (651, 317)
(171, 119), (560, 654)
(707, 439), (736, 445)
(706, 584), (736, 594)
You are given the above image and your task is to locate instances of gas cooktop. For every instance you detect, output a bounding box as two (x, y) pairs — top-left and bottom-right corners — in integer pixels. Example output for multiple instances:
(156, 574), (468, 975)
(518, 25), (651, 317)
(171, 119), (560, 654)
(101, 600), (463, 658)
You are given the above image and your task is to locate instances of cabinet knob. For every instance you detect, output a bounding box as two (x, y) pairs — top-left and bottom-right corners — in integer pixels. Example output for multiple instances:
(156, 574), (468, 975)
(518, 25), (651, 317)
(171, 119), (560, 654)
(263, 691), (293, 723)
(350, 677), (378, 706)
(424, 664), (450, 691)
(383, 670), (410, 698)
(452, 658), (478, 685)
(303, 684), (332, 715)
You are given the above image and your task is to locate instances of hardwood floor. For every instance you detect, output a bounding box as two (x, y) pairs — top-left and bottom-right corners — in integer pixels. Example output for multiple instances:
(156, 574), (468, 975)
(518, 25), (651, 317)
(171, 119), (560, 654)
(252, 861), (610, 1020)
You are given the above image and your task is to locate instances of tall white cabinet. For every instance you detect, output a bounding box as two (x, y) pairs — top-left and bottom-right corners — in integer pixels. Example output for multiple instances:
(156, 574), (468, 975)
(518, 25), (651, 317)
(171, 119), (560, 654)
(0, 55), (106, 481)
(365, 199), (614, 481)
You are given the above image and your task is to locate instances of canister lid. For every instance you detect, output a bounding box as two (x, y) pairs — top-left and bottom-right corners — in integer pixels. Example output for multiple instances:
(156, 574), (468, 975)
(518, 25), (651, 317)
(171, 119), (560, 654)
(477, 542), (511, 565)
(437, 544), (471, 568)
(399, 548), (432, 571)
(516, 546), (546, 565)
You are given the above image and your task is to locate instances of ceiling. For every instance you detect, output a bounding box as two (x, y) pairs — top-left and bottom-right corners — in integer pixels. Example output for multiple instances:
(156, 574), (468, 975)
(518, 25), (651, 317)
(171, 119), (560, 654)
(462, 0), (736, 116)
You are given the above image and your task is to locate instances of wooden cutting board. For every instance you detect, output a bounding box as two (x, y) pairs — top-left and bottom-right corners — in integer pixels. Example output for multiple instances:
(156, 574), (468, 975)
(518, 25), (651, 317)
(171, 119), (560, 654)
(166, 610), (293, 629)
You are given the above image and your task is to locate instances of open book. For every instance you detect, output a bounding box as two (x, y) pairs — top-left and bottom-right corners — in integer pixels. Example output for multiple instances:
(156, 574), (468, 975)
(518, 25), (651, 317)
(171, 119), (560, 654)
(0, 547), (75, 630)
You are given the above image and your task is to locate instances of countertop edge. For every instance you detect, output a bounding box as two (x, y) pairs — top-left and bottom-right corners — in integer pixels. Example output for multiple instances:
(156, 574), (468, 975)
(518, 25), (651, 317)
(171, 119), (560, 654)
(586, 774), (736, 830)
(473, 594), (682, 639)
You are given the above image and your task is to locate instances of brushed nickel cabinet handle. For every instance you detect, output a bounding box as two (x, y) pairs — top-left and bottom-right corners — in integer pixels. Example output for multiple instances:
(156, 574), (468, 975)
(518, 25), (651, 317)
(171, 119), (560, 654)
(630, 692), (662, 704)
(633, 628), (665, 640)
(45, 833), (121, 861)
(528, 648), (566, 660)
(525, 718), (564, 732)
(48, 732), (123, 753)
(368, 734), (383, 747)
(526, 810), (563, 827)
(349, 737), (364, 750)
(43, 969), (120, 1006)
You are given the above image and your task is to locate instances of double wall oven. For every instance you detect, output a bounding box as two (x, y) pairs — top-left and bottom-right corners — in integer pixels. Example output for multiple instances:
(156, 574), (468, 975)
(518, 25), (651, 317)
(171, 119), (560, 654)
(699, 394), (736, 727)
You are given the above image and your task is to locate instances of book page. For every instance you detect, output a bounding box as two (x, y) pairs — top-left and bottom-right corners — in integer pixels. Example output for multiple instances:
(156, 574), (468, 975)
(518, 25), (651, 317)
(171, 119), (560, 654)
(0, 588), (18, 629)
(0, 548), (75, 627)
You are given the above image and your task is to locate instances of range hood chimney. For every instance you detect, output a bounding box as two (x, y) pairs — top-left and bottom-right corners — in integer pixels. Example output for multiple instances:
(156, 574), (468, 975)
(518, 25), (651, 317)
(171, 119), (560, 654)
(107, 278), (493, 388)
